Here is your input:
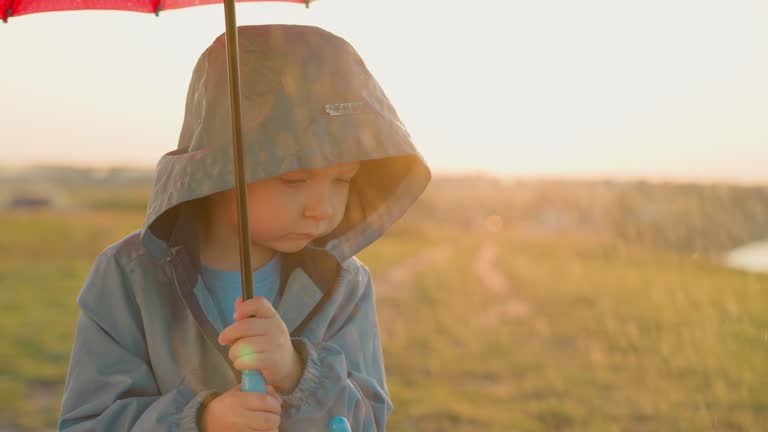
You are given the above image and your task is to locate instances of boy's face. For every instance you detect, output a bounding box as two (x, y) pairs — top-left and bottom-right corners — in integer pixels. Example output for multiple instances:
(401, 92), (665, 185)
(213, 161), (361, 253)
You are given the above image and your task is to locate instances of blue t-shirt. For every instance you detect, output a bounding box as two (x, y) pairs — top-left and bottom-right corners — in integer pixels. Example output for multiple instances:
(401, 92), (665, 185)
(195, 253), (282, 332)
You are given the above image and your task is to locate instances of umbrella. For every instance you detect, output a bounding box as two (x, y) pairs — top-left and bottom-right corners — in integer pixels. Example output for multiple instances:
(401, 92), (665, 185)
(4, 3), (353, 430)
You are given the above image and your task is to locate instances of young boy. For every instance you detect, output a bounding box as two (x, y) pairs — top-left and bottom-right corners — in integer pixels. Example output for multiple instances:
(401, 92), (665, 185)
(58, 25), (431, 431)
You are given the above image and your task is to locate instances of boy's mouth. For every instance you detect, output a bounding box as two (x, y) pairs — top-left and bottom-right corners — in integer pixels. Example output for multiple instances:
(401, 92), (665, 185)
(290, 233), (316, 239)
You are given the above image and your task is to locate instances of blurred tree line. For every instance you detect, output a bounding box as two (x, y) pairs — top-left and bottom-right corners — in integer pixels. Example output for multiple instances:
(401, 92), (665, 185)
(4, 166), (767, 256)
(409, 175), (768, 257)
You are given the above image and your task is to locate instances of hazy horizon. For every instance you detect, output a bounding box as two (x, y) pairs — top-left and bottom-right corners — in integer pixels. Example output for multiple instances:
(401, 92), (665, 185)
(2, 0), (767, 184)
(4, 162), (767, 188)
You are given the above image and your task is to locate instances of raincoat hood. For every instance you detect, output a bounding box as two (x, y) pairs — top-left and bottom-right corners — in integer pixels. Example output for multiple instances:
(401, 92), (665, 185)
(141, 24), (431, 265)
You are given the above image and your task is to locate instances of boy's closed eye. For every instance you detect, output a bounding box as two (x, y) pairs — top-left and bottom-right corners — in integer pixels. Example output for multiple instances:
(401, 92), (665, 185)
(278, 176), (354, 185)
(278, 162), (359, 185)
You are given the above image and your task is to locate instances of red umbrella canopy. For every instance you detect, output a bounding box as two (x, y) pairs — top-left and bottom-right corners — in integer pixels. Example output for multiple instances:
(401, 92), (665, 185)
(1, 0), (309, 22)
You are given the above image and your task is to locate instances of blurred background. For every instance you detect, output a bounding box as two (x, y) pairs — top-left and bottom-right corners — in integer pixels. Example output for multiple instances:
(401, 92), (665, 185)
(1, 0), (767, 430)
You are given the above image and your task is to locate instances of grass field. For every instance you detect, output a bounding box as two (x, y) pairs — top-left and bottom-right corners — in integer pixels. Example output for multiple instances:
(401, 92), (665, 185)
(1, 181), (767, 431)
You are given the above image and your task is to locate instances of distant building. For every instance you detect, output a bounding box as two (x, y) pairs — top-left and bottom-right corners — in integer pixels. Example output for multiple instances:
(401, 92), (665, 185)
(8, 195), (51, 209)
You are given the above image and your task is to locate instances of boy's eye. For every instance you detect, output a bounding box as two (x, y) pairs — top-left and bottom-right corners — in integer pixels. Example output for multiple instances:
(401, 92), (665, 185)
(279, 177), (352, 185)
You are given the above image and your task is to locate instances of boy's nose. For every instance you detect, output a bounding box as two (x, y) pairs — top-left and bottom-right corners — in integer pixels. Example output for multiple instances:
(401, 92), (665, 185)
(303, 197), (333, 220)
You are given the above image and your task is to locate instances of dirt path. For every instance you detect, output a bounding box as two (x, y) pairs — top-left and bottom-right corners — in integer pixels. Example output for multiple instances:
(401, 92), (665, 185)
(374, 240), (531, 335)
(374, 245), (453, 298)
(473, 240), (532, 323)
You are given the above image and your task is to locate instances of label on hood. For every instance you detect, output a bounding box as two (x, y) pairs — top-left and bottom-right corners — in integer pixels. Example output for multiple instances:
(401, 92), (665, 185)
(325, 102), (369, 116)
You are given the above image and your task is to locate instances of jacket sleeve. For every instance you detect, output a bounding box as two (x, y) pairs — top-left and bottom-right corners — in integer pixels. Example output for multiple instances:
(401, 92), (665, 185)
(280, 265), (393, 431)
(58, 251), (218, 432)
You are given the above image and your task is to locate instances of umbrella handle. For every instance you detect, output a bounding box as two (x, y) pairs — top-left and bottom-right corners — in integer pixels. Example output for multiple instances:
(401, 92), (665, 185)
(329, 416), (352, 432)
(241, 370), (267, 393)
(244, 373), (351, 431)
(244, 372), (350, 430)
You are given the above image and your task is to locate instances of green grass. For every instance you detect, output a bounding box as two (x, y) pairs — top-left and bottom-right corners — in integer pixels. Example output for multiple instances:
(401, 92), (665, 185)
(0, 210), (145, 429)
(379, 231), (768, 431)
(356, 217), (444, 272)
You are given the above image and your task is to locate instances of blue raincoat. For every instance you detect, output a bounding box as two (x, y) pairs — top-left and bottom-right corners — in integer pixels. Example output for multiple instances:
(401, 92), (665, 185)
(58, 24), (431, 431)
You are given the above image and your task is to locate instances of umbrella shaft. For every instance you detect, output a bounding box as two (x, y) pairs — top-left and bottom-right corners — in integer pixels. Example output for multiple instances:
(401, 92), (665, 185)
(222, 0), (268, 396)
(222, 0), (254, 302)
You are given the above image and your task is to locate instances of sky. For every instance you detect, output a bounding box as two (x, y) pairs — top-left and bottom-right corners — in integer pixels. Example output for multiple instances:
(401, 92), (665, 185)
(1, 0), (767, 184)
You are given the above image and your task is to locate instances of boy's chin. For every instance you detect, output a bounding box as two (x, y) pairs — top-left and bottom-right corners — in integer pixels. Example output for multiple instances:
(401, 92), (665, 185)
(275, 244), (308, 253)
(271, 237), (313, 253)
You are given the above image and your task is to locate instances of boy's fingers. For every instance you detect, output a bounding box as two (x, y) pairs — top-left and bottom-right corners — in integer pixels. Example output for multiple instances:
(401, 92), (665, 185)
(232, 351), (274, 371)
(218, 319), (271, 345)
(239, 391), (282, 415)
(242, 410), (281, 431)
(234, 296), (277, 320)
(228, 339), (271, 365)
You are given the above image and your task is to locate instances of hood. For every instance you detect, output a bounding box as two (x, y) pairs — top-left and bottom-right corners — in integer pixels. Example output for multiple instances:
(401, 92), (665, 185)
(141, 25), (431, 264)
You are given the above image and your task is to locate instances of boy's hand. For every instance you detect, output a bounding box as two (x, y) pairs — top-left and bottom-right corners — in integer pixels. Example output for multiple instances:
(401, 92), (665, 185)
(201, 383), (282, 432)
(218, 296), (303, 395)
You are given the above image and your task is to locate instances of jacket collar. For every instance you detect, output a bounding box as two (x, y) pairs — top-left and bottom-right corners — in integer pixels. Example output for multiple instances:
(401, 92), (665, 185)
(160, 203), (341, 373)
